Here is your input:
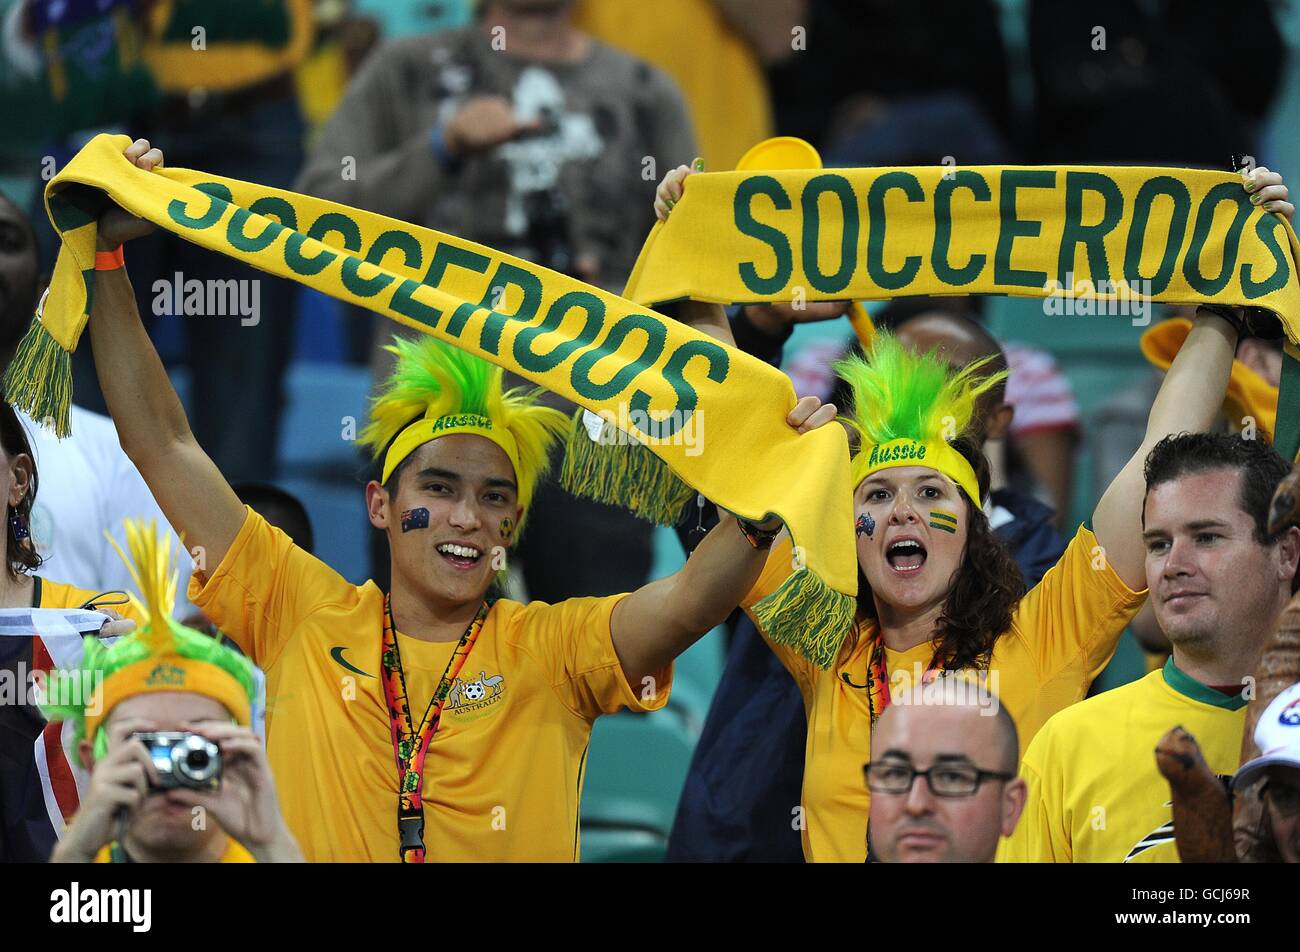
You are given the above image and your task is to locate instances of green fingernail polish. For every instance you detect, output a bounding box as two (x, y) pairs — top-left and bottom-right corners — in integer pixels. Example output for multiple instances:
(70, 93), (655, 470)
(1251, 193), (1262, 204)
(693, 158), (705, 172)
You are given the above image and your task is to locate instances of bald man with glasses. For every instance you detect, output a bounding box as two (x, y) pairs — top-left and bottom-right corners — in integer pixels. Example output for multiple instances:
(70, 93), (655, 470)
(866, 683), (1026, 863)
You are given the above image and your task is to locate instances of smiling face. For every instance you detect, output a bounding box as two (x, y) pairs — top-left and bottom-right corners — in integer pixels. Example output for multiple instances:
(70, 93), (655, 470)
(1142, 468), (1298, 652)
(856, 465), (970, 617)
(367, 433), (522, 612)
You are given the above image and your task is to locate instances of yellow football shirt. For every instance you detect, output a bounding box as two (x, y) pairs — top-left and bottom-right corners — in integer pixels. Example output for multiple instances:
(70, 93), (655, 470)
(999, 660), (1246, 863)
(743, 525), (1146, 863)
(188, 507), (672, 862)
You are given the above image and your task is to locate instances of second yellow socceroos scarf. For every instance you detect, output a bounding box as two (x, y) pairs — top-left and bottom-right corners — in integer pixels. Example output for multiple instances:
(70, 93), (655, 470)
(623, 160), (1300, 459)
(11, 134), (857, 667)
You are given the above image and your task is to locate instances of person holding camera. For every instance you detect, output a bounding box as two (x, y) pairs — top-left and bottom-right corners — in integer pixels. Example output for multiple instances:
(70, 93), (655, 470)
(51, 703), (301, 864)
(45, 522), (302, 864)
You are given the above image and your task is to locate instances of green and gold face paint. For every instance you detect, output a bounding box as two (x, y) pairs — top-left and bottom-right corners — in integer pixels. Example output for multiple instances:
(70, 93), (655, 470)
(499, 516), (515, 543)
(928, 510), (958, 534)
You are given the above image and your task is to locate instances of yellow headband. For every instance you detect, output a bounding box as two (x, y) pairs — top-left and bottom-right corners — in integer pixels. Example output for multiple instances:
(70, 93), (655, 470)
(83, 654), (253, 742)
(853, 437), (982, 508)
(381, 412), (522, 487)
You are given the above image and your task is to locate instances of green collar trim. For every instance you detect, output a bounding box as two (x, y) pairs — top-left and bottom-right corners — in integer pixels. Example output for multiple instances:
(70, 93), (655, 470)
(1162, 657), (1248, 711)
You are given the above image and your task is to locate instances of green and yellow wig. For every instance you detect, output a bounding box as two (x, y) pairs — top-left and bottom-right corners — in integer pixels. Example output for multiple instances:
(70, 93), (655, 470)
(835, 334), (1005, 506)
(359, 335), (569, 532)
(41, 520), (260, 761)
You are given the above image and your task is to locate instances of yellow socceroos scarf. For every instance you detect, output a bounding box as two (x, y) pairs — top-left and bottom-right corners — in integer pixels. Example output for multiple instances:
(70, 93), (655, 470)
(9, 133), (858, 667)
(623, 161), (1300, 461)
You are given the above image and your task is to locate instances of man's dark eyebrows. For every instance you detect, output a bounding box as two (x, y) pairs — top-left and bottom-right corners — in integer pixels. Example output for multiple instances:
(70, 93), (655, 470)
(415, 467), (461, 483)
(1143, 519), (1233, 540)
(415, 469), (517, 491)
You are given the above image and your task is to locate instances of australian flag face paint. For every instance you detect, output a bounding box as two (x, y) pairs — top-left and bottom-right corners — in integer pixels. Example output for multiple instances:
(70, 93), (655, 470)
(855, 513), (875, 538)
(400, 507), (430, 533)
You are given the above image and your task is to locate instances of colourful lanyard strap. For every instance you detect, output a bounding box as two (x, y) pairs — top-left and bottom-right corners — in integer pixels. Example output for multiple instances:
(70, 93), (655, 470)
(864, 634), (943, 727)
(380, 594), (488, 863)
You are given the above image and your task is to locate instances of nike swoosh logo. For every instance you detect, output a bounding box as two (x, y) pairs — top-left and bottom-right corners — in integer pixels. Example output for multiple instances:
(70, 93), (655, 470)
(330, 646), (373, 678)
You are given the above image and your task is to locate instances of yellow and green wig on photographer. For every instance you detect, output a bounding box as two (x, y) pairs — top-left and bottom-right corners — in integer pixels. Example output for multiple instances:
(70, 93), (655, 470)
(737, 300), (1248, 862)
(41, 520), (287, 863)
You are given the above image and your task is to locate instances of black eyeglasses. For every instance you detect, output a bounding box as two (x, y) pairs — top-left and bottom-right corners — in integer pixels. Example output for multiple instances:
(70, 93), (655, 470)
(864, 761), (1014, 798)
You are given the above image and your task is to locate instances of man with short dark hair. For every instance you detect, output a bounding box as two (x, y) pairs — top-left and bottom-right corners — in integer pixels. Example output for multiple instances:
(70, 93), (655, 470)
(1003, 432), (1300, 862)
(867, 684), (1026, 863)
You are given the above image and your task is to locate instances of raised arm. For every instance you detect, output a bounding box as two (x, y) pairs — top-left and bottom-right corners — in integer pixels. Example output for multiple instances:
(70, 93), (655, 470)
(1092, 167), (1293, 589)
(87, 139), (246, 570)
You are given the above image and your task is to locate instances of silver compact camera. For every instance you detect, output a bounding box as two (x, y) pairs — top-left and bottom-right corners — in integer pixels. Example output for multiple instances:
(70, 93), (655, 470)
(133, 731), (221, 789)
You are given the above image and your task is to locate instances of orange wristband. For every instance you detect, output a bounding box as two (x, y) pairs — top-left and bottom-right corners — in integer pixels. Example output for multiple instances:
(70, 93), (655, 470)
(94, 246), (125, 271)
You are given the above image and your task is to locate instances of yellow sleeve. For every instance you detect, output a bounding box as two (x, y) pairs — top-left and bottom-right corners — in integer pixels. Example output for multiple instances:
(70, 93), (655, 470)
(507, 594), (674, 721)
(40, 580), (148, 630)
(1009, 524), (1146, 682)
(187, 506), (349, 669)
(739, 536), (817, 693)
(999, 727), (1073, 862)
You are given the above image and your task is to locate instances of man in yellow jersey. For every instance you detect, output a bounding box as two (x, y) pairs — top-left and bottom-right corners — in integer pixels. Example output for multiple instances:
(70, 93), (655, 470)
(866, 683), (1026, 863)
(1001, 432), (1300, 862)
(81, 138), (835, 862)
(46, 522), (301, 864)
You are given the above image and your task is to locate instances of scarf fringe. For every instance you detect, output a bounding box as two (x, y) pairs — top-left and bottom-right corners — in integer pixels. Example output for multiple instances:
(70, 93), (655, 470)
(558, 411), (695, 526)
(4, 320), (72, 438)
(752, 568), (856, 670)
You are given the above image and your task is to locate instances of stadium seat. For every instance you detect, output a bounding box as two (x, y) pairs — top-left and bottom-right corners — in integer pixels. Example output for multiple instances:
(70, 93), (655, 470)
(581, 709), (696, 838)
(579, 827), (667, 863)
